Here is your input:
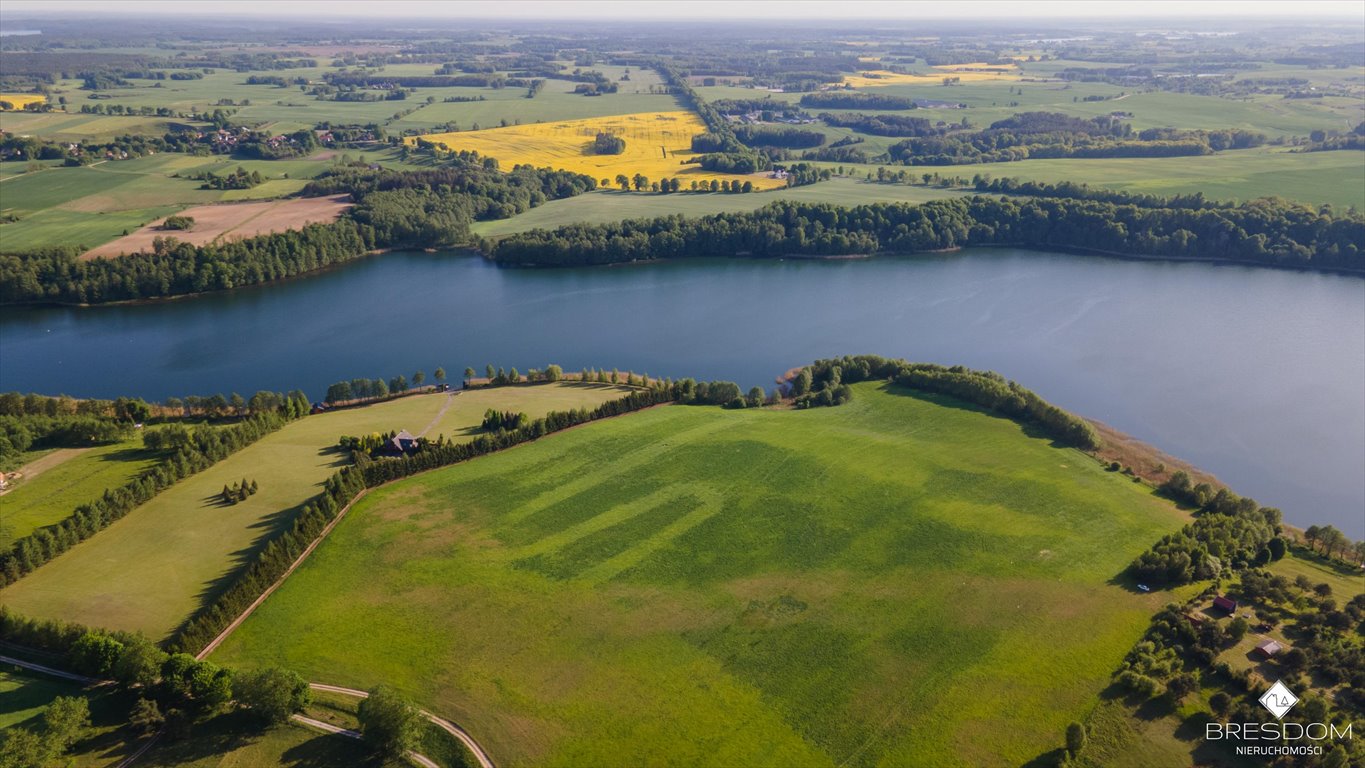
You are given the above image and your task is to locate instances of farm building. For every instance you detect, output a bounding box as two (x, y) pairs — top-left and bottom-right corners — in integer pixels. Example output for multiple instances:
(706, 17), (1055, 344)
(1213, 595), (1238, 613)
(1255, 639), (1284, 658)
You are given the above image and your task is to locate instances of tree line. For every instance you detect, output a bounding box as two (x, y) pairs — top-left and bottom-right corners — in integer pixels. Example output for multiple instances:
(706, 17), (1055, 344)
(799, 91), (917, 110)
(0, 394), (309, 586)
(0, 611), (316, 756)
(482, 195), (1364, 273)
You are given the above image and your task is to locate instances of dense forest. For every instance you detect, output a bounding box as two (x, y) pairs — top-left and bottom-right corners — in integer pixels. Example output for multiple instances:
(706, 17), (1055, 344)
(484, 196), (1364, 272)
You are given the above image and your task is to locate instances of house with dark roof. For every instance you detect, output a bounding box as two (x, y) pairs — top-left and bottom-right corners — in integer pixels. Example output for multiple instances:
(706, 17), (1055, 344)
(1213, 595), (1238, 613)
(383, 429), (420, 455)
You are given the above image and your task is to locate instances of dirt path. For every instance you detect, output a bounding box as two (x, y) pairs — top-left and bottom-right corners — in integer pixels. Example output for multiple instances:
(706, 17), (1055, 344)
(309, 683), (495, 768)
(0, 653), (97, 683)
(291, 714), (440, 768)
(416, 391), (460, 438)
(0, 447), (89, 496)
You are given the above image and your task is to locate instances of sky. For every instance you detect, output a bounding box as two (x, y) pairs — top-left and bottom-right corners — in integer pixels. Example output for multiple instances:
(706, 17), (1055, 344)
(2, 0), (1362, 21)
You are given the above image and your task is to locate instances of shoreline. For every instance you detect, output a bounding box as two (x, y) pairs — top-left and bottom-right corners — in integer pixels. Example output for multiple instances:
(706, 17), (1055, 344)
(6, 240), (1363, 309)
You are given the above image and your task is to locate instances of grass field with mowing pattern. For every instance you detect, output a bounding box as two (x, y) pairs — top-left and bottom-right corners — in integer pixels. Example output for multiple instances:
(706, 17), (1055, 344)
(214, 382), (1190, 767)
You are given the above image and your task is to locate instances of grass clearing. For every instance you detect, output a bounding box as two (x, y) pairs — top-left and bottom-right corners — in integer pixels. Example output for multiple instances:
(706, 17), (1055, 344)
(214, 383), (1188, 767)
(471, 178), (968, 237)
(0, 439), (161, 542)
(411, 111), (787, 191)
(1267, 551), (1365, 598)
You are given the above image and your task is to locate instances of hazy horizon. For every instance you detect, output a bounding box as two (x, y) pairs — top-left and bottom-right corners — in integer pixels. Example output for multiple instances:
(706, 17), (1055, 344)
(2, 0), (1362, 22)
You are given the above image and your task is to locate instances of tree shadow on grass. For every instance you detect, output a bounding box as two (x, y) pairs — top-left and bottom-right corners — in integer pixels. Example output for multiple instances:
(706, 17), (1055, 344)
(279, 731), (389, 768)
(170, 496), (314, 642)
(1020, 747), (1067, 768)
(93, 446), (156, 464)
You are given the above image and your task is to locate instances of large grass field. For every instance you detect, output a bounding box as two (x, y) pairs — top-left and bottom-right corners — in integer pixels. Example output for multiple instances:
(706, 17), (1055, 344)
(0, 439), (161, 542)
(0, 145), (423, 251)
(807, 147), (1365, 209)
(214, 383), (1189, 767)
(471, 178), (968, 237)
(0, 384), (632, 641)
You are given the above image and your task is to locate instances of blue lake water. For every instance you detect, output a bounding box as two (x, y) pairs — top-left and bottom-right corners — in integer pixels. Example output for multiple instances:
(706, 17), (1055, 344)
(2, 248), (1362, 536)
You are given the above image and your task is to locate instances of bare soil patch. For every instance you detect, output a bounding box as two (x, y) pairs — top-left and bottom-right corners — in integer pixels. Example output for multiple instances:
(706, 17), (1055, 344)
(80, 195), (352, 260)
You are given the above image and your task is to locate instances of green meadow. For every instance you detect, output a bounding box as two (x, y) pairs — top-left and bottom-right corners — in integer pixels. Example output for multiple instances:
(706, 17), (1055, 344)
(472, 178), (967, 237)
(0, 439), (161, 541)
(808, 147), (1365, 209)
(214, 383), (1189, 767)
(0, 146), (421, 252)
(0, 384), (631, 641)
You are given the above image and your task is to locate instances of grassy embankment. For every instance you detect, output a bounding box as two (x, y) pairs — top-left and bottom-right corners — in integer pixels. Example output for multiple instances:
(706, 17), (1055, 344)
(215, 382), (1191, 767)
(0, 383), (633, 641)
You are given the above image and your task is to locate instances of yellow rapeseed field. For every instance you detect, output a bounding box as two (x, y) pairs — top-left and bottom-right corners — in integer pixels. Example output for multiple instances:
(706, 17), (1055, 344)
(409, 111), (787, 191)
(842, 64), (1020, 88)
(0, 93), (47, 110)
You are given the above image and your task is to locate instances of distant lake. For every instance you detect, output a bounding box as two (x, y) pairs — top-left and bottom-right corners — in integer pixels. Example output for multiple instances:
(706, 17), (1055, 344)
(2, 249), (1362, 536)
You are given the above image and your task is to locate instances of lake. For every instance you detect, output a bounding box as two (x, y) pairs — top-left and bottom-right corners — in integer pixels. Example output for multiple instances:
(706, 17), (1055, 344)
(2, 249), (1362, 536)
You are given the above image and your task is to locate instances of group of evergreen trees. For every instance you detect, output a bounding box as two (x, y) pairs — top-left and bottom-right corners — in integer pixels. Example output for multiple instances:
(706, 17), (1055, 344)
(220, 478), (259, 505)
(484, 196), (1364, 273)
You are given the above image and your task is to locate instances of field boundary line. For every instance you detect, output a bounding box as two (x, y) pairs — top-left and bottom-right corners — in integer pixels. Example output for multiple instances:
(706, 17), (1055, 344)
(193, 486), (372, 661)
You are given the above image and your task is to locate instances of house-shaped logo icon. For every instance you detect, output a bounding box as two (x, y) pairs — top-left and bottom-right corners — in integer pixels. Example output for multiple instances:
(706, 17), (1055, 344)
(1258, 680), (1299, 720)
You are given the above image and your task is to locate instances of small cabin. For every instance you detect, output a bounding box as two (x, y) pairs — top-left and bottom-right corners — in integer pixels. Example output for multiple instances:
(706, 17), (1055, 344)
(1212, 595), (1238, 613)
(1255, 639), (1284, 659)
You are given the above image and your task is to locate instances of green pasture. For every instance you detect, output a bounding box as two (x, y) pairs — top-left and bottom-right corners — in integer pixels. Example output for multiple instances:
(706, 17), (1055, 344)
(0, 439), (161, 542)
(472, 178), (967, 237)
(214, 383), (1189, 767)
(0, 146), (421, 251)
(0, 384), (632, 642)
(809, 147), (1365, 209)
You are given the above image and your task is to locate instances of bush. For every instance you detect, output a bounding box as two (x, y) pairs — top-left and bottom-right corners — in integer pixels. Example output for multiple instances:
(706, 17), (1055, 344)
(161, 215), (195, 231)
